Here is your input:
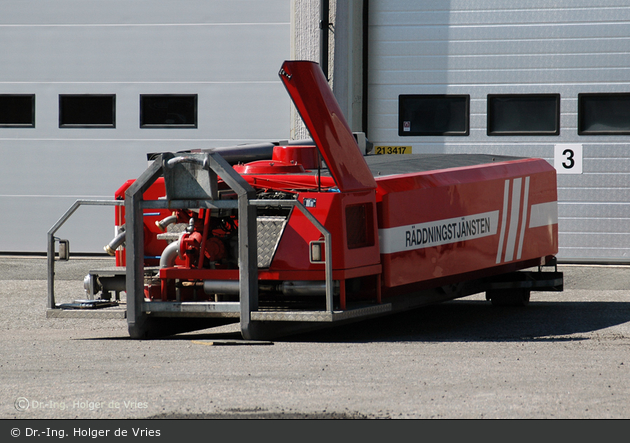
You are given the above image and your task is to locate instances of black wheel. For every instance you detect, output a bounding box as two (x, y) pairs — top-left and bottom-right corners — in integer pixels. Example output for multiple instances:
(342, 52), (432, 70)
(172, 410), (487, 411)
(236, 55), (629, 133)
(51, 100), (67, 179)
(486, 289), (530, 307)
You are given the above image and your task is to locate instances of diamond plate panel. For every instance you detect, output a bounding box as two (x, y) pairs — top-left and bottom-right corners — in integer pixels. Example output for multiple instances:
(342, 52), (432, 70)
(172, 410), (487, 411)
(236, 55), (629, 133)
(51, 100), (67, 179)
(156, 223), (187, 242)
(257, 216), (288, 268)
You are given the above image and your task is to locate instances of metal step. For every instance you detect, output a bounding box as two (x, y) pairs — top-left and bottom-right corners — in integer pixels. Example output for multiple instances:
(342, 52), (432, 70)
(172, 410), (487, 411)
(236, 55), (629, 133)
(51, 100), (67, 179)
(143, 301), (240, 317)
(47, 300), (392, 323)
(250, 303), (392, 322)
(46, 308), (127, 319)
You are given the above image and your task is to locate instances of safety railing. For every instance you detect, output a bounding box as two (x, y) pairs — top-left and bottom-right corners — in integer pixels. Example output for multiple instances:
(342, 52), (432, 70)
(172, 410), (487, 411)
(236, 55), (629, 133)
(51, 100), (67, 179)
(46, 153), (337, 341)
(47, 199), (124, 309)
(250, 198), (334, 312)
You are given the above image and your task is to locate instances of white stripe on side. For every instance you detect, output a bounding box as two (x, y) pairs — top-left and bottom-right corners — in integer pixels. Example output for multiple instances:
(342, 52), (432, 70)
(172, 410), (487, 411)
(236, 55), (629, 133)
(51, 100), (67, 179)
(503, 178), (522, 262)
(516, 176), (530, 260)
(529, 201), (558, 228)
(495, 179), (510, 264)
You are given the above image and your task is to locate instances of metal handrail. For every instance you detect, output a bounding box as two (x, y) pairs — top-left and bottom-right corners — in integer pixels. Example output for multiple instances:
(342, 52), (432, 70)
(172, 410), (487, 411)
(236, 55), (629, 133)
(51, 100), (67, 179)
(47, 199), (124, 309)
(45, 197), (335, 316)
(138, 197), (334, 313)
(250, 199), (334, 313)
(47, 157), (336, 343)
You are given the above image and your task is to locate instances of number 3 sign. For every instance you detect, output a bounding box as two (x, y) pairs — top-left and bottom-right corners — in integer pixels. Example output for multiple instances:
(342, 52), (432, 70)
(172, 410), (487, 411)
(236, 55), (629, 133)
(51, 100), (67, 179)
(554, 144), (583, 174)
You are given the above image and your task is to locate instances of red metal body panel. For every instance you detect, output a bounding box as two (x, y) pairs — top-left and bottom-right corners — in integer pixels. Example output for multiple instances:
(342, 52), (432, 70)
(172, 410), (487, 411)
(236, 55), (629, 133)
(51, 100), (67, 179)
(278, 60), (376, 192)
(271, 145), (320, 170)
(375, 158), (558, 290)
(269, 190), (380, 273)
(233, 160), (306, 175)
(114, 178), (170, 267)
(155, 189), (381, 274)
(240, 174), (336, 192)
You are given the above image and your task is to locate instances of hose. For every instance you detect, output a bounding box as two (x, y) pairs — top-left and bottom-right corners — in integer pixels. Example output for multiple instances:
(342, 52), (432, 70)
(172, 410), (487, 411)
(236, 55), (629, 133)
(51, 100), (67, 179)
(104, 229), (126, 256)
(155, 214), (177, 232)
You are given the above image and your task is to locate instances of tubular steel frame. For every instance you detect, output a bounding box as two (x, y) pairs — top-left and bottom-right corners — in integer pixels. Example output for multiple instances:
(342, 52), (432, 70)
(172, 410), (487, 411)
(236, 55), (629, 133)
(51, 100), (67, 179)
(125, 152), (335, 339)
(46, 152), (389, 339)
(47, 199), (124, 310)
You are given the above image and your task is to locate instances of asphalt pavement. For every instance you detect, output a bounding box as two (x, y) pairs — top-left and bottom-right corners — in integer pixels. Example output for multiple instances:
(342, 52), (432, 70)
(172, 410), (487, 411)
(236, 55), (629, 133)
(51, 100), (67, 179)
(1, 256), (629, 419)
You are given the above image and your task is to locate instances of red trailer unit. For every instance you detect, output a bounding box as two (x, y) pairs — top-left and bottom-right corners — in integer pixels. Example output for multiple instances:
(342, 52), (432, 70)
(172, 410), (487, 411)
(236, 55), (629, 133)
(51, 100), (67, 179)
(375, 156), (558, 293)
(47, 61), (562, 340)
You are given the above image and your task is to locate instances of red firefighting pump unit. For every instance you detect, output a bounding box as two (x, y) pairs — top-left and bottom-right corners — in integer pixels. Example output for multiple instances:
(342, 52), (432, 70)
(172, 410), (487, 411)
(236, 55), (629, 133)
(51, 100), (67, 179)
(47, 61), (562, 340)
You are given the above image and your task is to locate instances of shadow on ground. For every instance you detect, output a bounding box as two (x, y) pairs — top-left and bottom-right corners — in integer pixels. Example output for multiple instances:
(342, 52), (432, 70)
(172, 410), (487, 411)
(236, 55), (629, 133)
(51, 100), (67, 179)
(85, 300), (630, 344)
(282, 300), (630, 342)
(280, 300), (630, 343)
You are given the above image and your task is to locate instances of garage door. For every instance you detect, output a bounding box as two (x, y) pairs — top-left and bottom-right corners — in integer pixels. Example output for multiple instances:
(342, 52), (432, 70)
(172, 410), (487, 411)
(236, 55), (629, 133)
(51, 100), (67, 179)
(368, 0), (630, 262)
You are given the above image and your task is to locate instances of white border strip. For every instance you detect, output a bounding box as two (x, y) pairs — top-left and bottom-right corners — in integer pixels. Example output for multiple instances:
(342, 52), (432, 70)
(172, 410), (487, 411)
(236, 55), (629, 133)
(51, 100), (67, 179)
(529, 202), (558, 228)
(495, 179), (510, 264)
(516, 176), (530, 260)
(504, 178), (522, 262)
(379, 211), (499, 255)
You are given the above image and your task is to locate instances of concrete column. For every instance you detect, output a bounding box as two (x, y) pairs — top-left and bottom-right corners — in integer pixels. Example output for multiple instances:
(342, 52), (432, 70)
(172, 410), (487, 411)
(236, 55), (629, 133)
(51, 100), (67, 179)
(290, 1), (365, 138)
(332, 0), (364, 132)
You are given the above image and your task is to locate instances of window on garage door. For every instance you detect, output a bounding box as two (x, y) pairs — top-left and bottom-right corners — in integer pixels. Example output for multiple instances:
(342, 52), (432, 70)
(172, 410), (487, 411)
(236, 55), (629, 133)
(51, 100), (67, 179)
(59, 94), (116, 128)
(0, 94), (35, 127)
(399, 95), (469, 136)
(140, 94), (197, 128)
(578, 93), (630, 135)
(487, 94), (560, 136)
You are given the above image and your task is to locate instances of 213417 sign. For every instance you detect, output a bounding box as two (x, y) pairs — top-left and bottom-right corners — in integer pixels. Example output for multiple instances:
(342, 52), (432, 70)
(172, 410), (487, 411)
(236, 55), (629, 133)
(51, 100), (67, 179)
(374, 146), (411, 155)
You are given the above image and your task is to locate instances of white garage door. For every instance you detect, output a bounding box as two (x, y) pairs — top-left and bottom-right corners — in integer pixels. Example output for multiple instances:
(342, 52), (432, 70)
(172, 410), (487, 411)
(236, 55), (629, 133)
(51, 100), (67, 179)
(0, 0), (290, 253)
(368, 0), (630, 262)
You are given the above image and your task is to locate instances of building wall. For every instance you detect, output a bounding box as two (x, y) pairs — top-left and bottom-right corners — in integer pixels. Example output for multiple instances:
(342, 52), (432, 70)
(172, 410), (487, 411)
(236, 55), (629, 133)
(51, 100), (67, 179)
(290, 0), (365, 139)
(0, 0), (291, 253)
(367, 0), (630, 262)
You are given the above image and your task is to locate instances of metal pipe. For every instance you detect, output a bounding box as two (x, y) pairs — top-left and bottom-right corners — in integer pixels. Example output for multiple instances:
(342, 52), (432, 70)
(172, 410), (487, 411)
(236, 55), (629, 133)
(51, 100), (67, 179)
(362, 0), (369, 135)
(159, 240), (180, 268)
(155, 214), (177, 232)
(279, 280), (339, 296)
(320, 0), (330, 80)
(194, 143), (276, 165)
(104, 229), (126, 256)
(203, 280), (240, 295)
(197, 209), (211, 268)
(202, 280), (339, 297)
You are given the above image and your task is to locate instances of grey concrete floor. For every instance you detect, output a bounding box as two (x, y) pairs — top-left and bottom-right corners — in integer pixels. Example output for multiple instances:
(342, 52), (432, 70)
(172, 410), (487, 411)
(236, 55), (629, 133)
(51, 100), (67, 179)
(1, 257), (629, 419)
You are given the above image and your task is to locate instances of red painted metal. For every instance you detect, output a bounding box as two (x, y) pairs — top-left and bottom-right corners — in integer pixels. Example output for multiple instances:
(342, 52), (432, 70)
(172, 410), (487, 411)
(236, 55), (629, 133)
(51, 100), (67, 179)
(272, 145), (320, 170)
(114, 178), (170, 267)
(375, 158), (558, 291)
(113, 61), (559, 313)
(233, 160), (306, 175)
(268, 190), (380, 273)
(278, 60), (376, 192)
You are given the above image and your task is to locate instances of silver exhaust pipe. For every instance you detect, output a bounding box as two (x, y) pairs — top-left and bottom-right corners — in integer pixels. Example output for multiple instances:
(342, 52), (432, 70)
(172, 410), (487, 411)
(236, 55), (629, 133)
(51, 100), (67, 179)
(202, 280), (338, 296)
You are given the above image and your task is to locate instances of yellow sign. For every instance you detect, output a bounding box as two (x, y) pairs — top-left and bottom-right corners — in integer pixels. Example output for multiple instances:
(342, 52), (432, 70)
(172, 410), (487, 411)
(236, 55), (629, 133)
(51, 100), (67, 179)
(373, 146), (412, 155)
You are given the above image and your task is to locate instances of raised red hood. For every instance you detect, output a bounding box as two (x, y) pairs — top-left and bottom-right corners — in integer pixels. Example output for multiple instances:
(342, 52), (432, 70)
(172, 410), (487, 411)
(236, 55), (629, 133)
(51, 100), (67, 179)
(278, 60), (377, 192)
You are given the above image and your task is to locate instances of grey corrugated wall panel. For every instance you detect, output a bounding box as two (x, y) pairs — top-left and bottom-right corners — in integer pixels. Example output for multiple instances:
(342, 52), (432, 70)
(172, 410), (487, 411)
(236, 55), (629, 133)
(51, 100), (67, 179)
(0, 0), (290, 253)
(368, 0), (630, 262)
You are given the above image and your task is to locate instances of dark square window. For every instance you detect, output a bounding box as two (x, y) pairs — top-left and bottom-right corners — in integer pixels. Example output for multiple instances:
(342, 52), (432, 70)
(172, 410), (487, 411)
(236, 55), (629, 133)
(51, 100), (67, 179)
(140, 94), (197, 128)
(578, 93), (630, 135)
(399, 95), (469, 136)
(487, 94), (560, 135)
(59, 95), (115, 128)
(345, 203), (375, 249)
(0, 94), (35, 127)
